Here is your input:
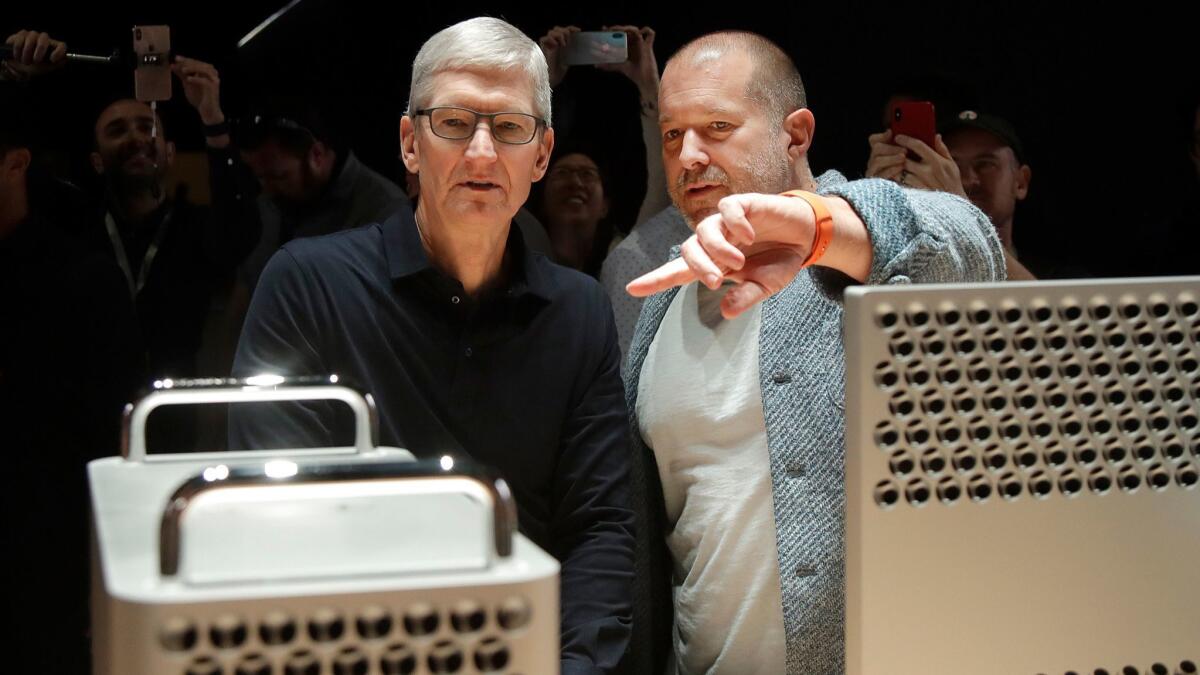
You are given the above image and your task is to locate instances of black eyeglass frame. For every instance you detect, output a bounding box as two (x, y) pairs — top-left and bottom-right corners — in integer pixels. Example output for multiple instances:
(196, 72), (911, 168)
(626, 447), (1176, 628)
(415, 106), (548, 145)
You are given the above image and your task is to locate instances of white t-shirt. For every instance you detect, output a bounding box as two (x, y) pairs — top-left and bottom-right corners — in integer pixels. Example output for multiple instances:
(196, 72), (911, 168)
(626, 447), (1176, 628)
(636, 281), (786, 674)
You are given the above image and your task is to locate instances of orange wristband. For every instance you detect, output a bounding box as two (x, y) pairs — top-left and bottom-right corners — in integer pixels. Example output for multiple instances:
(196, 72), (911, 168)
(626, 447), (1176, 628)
(780, 190), (834, 269)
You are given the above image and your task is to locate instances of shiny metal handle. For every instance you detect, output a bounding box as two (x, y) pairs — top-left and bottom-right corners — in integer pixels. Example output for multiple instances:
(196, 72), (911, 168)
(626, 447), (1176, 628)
(121, 376), (379, 460)
(158, 457), (517, 577)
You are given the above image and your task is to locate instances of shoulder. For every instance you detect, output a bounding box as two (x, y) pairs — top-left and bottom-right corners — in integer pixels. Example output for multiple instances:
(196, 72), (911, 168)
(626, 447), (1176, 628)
(268, 222), (387, 287)
(536, 253), (612, 311)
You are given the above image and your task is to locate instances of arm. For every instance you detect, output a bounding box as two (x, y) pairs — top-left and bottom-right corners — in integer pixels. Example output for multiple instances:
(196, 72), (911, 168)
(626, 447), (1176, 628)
(228, 248), (344, 450)
(867, 132), (1037, 280)
(551, 288), (635, 675)
(596, 26), (668, 227)
(172, 55), (263, 266)
(628, 180), (1005, 318)
(823, 176), (1006, 285)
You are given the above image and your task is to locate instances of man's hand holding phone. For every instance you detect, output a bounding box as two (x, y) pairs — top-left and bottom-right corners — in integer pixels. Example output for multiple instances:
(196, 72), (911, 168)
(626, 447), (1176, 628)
(866, 100), (965, 197)
(594, 25), (658, 102)
(539, 24), (658, 99)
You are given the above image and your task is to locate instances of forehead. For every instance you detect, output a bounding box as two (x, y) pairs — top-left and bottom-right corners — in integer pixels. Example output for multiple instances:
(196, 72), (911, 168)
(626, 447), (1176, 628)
(96, 100), (156, 131)
(553, 153), (598, 169)
(425, 67), (537, 114)
(659, 51), (756, 123)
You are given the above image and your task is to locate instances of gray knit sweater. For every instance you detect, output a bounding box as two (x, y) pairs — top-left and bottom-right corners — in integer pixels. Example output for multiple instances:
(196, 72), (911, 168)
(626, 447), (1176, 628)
(624, 172), (1006, 675)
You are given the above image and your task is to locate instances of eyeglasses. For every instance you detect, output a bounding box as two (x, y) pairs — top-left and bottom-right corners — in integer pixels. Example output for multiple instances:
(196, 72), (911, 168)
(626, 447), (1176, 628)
(416, 107), (546, 145)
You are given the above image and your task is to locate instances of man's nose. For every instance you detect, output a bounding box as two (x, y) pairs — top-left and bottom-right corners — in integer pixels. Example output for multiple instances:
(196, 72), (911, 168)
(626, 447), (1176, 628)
(464, 122), (498, 164)
(677, 129), (709, 172)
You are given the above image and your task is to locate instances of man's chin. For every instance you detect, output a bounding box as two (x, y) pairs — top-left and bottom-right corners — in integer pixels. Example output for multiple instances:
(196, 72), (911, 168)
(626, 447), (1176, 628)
(672, 191), (726, 228)
(677, 201), (719, 229)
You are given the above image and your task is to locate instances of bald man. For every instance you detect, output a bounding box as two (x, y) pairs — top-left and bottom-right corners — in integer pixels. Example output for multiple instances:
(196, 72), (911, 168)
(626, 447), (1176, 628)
(622, 32), (1005, 674)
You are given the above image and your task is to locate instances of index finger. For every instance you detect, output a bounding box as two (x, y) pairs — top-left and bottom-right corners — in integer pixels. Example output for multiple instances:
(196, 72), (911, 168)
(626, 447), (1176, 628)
(892, 134), (938, 163)
(867, 129), (894, 146)
(626, 257), (697, 297)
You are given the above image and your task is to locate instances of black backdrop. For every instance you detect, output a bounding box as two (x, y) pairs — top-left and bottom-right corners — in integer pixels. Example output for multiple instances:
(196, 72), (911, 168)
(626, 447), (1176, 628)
(5, 1), (1198, 276)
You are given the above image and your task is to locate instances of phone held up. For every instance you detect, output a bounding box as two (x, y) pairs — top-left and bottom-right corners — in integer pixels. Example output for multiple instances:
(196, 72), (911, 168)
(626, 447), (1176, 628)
(133, 25), (171, 102)
(889, 100), (937, 158)
(563, 31), (628, 66)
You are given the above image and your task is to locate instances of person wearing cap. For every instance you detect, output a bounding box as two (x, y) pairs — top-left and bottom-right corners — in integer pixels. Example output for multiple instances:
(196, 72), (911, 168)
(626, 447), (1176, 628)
(942, 111), (1034, 271)
(867, 107), (1037, 280)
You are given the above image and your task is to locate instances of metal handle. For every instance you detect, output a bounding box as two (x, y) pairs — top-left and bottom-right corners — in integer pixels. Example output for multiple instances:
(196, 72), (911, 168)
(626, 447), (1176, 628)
(158, 457), (517, 577)
(121, 376), (379, 461)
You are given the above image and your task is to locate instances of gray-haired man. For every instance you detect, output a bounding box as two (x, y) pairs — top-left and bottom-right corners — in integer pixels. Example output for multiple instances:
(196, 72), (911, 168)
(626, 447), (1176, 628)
(231, 18), (633, 673)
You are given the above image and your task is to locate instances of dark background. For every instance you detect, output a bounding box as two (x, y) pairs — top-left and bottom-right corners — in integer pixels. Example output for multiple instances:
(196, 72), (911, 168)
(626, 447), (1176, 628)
(5, 1), (1198, 277)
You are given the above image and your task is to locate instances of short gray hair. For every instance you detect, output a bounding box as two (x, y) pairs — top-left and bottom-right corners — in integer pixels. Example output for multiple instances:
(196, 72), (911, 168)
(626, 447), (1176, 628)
(406, 17), (552, 125)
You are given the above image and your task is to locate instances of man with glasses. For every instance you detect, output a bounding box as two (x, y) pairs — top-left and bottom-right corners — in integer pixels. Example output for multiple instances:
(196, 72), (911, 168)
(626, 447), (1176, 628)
(231, 17), (633, 675)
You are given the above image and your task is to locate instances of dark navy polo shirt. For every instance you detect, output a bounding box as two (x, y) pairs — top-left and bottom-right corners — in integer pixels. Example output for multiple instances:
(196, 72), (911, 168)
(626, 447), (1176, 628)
(231, 205), (633, 674)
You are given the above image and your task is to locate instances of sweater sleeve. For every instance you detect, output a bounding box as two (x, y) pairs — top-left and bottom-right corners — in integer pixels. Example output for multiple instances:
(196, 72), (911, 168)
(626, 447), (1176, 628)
(820, 177), (1007, 285)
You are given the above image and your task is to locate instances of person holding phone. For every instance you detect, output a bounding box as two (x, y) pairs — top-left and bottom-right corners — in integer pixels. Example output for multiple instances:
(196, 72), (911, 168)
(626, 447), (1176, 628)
(866, 104), (1038, 279)
(538, 25), (696, 356)
(539, 24), (670, 227)
(865, 99), (966, 194)
(4, 29), (264, 448)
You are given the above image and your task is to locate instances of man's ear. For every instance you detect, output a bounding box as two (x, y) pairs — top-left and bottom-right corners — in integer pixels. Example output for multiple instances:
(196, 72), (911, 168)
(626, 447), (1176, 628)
(400, 116), (420, 174)
(531, 127), (555, 182)
(163, 140), (176, 169)
(1015, 164), (1032, 200)
(783, 107), (816, 162)
(90, 151), (105, 176)
(2, 148), (32, 177)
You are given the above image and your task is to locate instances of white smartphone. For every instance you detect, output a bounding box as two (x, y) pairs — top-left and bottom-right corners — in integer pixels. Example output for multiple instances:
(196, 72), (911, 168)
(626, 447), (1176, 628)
(563, 31), (628, 66)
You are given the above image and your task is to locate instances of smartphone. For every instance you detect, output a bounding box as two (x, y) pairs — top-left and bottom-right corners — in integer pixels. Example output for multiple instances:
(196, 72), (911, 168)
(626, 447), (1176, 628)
(890, 100), (937, 149)
(133, 25), (171, 102)
(563, 31), (628, 66)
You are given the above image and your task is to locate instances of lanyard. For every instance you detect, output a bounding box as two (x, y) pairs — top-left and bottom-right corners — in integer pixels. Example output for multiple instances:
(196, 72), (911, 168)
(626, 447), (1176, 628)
(105, 208), (171, 299)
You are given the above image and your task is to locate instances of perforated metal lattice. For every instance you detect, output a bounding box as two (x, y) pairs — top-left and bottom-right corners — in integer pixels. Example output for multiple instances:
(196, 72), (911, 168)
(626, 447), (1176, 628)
(161, 596), (531, 674)
(1039, 660), (1198, 675)
(869, 289), (1200, 509)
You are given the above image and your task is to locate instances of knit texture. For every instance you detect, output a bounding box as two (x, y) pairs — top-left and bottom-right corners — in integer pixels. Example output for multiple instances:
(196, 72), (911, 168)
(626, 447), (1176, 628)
(625, 172), (1006, 674)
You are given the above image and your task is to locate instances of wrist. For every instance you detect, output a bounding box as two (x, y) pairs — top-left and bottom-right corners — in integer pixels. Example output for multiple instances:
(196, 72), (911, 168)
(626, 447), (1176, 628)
(778, 190), (833, 269)
(199, 109), (225, 126)
(637, 81), (658, 104)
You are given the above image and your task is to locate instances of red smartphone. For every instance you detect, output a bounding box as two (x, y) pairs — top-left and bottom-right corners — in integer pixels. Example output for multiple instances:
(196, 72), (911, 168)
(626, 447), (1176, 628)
(889, 100), (937, 149)
(133, 25), (171, 102)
